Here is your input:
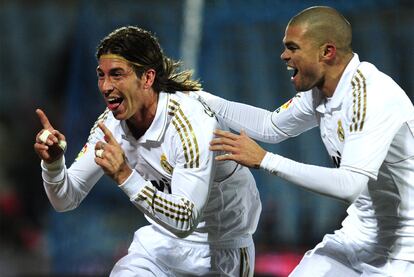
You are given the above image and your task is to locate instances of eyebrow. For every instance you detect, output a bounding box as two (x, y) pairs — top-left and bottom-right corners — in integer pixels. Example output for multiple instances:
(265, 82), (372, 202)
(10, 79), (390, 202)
(284, 41), (299, 47)
(96, 67), (126, 73)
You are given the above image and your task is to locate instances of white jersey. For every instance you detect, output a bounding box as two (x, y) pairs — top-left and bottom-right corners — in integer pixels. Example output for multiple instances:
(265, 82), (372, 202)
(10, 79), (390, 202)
(201, 54), (414, 261)
(41, 91), (261, 248)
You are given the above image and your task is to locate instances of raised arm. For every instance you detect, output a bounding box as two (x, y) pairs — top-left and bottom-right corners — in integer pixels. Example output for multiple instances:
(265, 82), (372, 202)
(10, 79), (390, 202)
(34, 108), (66, 163)
(35, 109), (105, 212)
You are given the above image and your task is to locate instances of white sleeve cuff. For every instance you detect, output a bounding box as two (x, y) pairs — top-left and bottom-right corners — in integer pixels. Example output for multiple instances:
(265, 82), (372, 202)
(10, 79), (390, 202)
(118, 171), (148, 199)
(260, 152), (283, 175)
(41, 156), (65, 171)
(41, 156), (66, 184)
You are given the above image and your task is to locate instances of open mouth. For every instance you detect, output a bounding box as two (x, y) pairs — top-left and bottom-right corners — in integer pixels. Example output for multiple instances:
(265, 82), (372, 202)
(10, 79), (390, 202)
(107, 96), (124, 111)
(287, 65), (298, 80)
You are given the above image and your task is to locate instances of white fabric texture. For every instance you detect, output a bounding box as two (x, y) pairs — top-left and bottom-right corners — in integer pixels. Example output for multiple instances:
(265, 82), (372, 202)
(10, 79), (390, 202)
(199, 53), (414, 269)
(110, 225), (255, 277)
(41, 91), (262, 274)
(260, 152), (369, 202)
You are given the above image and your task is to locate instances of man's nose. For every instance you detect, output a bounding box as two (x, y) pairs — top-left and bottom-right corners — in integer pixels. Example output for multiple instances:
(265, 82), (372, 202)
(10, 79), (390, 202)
(280, 50), (289, 61)
(101, 77), (114, 92)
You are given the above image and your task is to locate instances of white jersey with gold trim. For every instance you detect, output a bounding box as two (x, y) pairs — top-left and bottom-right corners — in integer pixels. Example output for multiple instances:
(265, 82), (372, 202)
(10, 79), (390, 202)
(41, 91), (261, 248)
(198, 53), (414, 262)
(318, 57), (414, 261)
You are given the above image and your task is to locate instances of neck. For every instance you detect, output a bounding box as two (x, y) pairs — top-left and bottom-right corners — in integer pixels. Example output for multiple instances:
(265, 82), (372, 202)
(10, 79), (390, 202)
(127, 92), (159, 139)
(320, 52), (354, 98)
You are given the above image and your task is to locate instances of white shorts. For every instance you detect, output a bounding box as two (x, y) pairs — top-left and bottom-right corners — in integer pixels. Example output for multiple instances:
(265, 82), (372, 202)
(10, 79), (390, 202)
(110, 225), (255, 277)
(289, 231), (414, 277)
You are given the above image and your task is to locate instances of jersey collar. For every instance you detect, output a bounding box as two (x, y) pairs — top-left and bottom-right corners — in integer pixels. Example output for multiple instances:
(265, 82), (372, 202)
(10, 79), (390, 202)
(316, 53), (361, 113)
(121, 92), (169, 143)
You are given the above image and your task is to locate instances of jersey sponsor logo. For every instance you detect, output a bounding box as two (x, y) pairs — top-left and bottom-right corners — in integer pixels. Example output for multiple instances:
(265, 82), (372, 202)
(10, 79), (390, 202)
(160, 153), (174, 175)
(150, 178), (172, 194)
(337, 119), (345, 142)
(169, 99), (200, 168)
(350, 69), (367, 132)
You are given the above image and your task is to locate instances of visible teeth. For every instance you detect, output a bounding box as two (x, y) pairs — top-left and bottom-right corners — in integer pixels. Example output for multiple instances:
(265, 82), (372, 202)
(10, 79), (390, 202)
(108, 97), (122, 104)
(287, 65), (295, 71)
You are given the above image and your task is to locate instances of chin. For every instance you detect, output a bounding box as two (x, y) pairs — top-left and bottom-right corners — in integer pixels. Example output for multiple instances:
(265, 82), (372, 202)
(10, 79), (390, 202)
(294, 85), (305, 92)
(294, 83), (313, 92)
(111, 110), (125, 120)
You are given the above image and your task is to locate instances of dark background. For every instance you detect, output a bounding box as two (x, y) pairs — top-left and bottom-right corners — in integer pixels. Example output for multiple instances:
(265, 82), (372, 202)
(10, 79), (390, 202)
(0, 0), (413, 276)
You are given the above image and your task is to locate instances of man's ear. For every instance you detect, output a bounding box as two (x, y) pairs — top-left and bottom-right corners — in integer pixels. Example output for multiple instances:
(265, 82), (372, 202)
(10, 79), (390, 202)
(320, 43), (336, 61)
(143, 69), (156, 89)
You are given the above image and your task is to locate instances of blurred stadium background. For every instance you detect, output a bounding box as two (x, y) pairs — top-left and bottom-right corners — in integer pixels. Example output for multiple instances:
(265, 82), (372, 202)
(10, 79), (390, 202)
(0, 0), (412, 276)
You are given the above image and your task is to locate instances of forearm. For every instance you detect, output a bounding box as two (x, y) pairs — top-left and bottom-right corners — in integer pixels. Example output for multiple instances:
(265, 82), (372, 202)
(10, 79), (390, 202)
(120, 171), (200, 238)
(42, 157), (85, 211)
(196, 92), (289, 143)
(42, 151), (103, 211)
(260, 152), (369, 202)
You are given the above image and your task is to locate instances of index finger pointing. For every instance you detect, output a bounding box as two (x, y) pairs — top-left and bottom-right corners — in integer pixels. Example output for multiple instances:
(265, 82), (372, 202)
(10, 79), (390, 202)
(36, 108), (53, 129)
(98, 122), (116, 144)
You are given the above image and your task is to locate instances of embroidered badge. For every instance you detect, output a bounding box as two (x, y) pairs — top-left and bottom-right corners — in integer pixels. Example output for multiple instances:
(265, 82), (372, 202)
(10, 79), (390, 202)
(275, 94), (301, 114)
(160, 154), (173, 174)
(75, 144), (88, 161)
(275, 99), (293, 114)
(337, 119), (345, 142)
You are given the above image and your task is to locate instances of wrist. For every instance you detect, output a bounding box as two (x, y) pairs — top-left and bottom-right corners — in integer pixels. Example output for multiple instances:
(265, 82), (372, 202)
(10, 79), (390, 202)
(42, 155), (65, 171)
(118, 170), (146, 199)
(115, 165), (133, 185)
(254, 149), (267, 168)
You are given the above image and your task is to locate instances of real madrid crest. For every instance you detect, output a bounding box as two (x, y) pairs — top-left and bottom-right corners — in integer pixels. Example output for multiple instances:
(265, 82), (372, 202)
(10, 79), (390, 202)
(337, 119), (345, 142)
(160, 153), (174, 175)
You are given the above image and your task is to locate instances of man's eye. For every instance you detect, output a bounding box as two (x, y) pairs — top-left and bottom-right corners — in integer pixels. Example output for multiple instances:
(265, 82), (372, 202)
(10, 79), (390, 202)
(112, 72), (124, 78)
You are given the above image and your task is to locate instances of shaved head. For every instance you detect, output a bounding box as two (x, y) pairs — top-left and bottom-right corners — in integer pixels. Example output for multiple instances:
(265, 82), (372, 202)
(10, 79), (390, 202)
(288, 6), (352, 54)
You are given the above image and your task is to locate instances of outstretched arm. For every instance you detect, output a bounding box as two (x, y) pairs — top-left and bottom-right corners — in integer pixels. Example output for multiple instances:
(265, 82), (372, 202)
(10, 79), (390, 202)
(193, 91), (318, 143)
(210, 129), (368, 202)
